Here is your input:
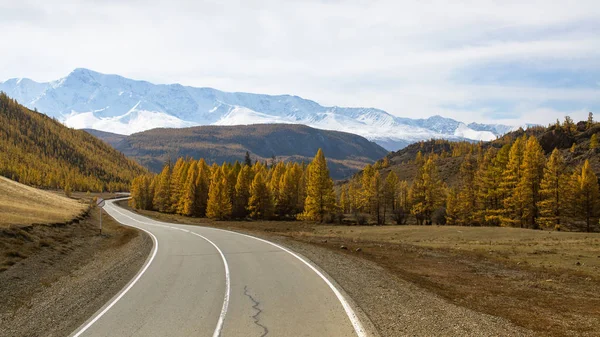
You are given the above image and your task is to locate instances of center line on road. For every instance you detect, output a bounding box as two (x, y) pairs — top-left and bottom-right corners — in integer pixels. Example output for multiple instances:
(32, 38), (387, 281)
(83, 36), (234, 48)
(73, 201), (231, 337)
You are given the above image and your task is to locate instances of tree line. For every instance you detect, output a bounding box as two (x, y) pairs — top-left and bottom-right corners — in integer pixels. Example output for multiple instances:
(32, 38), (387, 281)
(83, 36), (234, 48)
(344, 116), (600, 232)
(130, 149), (337, 221)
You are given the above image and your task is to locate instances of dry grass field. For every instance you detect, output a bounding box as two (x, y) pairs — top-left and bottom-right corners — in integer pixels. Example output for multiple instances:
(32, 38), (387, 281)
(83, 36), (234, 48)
(121, 202), (600, 336)
(0, 176), (87, 227)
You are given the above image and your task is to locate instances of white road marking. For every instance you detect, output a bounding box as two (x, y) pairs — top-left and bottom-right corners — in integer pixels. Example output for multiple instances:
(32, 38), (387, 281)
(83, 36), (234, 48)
(189, 231), (231, 337)
(76, 202), (231, 337)
(201, 227), (368, 337)
(71, 204), (159, 337)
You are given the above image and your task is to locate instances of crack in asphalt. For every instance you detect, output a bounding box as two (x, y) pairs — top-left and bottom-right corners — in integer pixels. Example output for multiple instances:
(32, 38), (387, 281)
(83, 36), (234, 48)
(243, 286), (268, 337)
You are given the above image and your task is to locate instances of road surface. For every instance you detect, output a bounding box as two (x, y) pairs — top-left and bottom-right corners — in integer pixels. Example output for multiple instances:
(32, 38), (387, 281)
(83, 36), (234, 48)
(70, 199), (367, 337)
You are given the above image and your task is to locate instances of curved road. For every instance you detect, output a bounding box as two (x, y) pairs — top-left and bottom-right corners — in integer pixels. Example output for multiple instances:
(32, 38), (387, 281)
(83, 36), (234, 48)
(70, 199), (367, 337)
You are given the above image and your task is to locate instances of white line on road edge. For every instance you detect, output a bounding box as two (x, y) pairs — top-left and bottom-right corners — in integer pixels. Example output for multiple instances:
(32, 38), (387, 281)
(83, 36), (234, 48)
(71, 203), (159, 337)
(204, 227), (368, 337)
(105, 201), (366, 337)
(80, 202), (231, 337)
(188, 231), (230, 337)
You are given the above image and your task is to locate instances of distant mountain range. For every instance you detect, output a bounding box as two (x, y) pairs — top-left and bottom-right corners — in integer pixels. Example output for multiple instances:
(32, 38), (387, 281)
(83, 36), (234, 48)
(0, 68), (518, 150)
(85, 124), (388, 179)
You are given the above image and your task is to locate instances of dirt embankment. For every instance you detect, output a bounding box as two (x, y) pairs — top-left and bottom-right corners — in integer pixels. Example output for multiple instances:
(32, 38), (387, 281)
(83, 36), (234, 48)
(0, 205), (152, 337)
(120, 201), (600, 337)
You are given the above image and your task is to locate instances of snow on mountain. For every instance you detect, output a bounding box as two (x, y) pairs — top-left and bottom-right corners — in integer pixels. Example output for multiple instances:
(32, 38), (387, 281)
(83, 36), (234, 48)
(0, 68), (516, 151)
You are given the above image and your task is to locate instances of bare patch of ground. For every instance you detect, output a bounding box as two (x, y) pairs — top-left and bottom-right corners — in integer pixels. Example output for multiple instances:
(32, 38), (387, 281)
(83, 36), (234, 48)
(121, 202), (600, 336)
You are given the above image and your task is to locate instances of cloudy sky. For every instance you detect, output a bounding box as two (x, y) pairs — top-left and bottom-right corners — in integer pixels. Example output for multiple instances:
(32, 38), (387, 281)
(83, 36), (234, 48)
(1, 0), (599, 125)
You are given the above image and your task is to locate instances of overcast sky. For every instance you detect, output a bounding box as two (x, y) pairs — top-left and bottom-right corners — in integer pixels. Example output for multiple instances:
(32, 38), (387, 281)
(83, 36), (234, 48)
(1, 0), (599, 125)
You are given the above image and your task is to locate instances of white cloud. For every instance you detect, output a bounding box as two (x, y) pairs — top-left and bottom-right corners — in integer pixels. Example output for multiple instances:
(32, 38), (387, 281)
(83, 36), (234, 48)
(0, 0), (599, 125)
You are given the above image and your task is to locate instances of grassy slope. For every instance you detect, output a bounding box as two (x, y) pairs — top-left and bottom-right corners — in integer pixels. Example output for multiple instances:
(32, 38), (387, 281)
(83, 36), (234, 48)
(0, 93), (147, 191)
(0, 176), (87, 227)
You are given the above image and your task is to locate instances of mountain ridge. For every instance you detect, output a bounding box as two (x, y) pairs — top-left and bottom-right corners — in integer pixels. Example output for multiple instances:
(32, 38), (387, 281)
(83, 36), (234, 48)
(0, 68), (518, 150)
(86, 123), (388, 179)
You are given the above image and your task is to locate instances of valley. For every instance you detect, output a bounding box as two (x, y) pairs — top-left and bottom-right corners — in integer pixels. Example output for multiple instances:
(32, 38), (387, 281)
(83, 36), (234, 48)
(87, 123), (388, 179)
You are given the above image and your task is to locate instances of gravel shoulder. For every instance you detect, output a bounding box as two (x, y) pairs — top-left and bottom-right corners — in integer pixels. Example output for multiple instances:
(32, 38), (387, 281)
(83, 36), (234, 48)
(0, 207), (152, 337)
(234, 233), (532, 337)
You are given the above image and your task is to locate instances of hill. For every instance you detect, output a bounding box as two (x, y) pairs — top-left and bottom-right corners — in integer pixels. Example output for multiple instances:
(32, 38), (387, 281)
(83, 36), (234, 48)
(381, 120), (600, 186)
(90, 124), (388, 179)
(0, 176), (87, 227)
(0, 68), (515, 150)
(0, 93), (147, 192)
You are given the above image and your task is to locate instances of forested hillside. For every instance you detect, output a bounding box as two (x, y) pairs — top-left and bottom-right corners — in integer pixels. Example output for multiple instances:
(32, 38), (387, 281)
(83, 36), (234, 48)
(93, 124), (388, 179)
(0, 93), (147, 192)
(342, 115), (600, 232)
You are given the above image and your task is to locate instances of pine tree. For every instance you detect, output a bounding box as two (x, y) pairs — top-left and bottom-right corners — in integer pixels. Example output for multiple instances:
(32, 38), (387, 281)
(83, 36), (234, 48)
(233, 165), (253, 218)
(382, 171), (399, 223)
(587, 112), (594, 130)
(370, 171), (383, 224)
(570, 160), (600, 232)
(244, 151), (252, 166)
(153, 163), (172, 213)
(500, 136), (526, 227)
(206, 167), (232, 220)
(278, 164), (302, 216)
(194, 159), (211, 216)
(517, 136), (546, 228)
(360, 164), (375, 213)
(340, 185), (351, 213)
(453, 153), (477, 226)
(537, 149), (567, 229)
(248, 171), (273, 219)
(181, 161), (199, 216)
(169, 158), (187, 213)
(300, 149), (336, 222)
(475, 146), (508, 226)
(410, 157), (444, 225)
(591, 134), (598, 150)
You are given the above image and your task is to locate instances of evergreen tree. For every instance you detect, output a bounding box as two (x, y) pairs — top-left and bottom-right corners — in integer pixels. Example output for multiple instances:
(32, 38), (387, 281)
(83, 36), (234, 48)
(206, 167), (232, 220)
(248, 171), (273, 219)
(340, 185), (351, 213)
(453, 153), (477, 226)
(570, 160), (600, 232)
(244, 151), (252, 166)
(517, 136), (546, 228)
(233, 165), (253, 218)
(194, 159), (211, 216)
(369, 171), (383, 224)
(153, 163), (172, 213)
(410, 157), (444, 225)
(360, 164), (375, 213)
(181, 161), (199, 216)
(591, 134), (598, 150)
(537, 149), (567, 229)
(587, 112), (594, 130)
(500, 136), (526, 227)
(382, 171), (399, 223)
(300, 149), (336, 222)
(169, 158), (187, 213)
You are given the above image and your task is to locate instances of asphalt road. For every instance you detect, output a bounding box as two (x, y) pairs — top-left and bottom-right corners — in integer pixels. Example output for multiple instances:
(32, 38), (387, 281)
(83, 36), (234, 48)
(70, 199), (367, 337)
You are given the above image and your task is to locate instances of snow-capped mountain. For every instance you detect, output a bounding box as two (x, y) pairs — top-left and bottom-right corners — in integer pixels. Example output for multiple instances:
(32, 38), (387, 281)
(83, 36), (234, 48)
(0, 68), (517, 150)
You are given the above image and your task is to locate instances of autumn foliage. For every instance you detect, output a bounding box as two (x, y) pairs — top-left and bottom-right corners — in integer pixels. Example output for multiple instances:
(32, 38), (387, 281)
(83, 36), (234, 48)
(130, 149), (336, 221)
(0, 93), (146, 192)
